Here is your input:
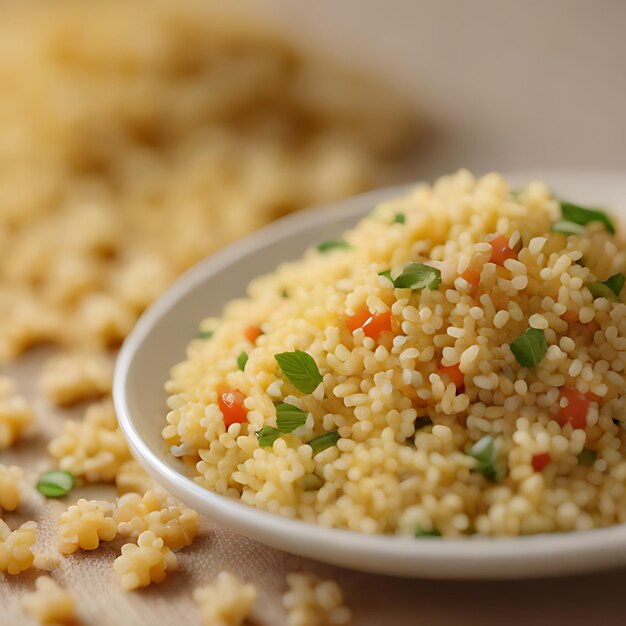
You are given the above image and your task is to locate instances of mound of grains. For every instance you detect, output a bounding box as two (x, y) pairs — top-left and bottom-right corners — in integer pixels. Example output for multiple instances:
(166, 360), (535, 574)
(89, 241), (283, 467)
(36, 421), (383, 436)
(192, 572), (257, 626)
(0, 464), (23, 511)
(165, 170), (626, 537)
(0, 377), (34, 449)
(58, 499), (117, 554)
(21, 577), (76, 626)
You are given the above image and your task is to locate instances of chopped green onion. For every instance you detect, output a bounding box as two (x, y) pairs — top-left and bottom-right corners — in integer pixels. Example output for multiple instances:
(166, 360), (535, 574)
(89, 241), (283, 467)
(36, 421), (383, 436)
(589, 273), (625, 302)
(36, 470), (74, 498)
(197, 330), (214, 340)
(281, 288), (289, 298)
(551, 220), (586, 236)
(414, 527), (441, 538)
(393, 213), (406, 224)
(587, 282), (618, 302)
(393, 262), (441, 291)
(509, 327), (547, 368)
(316, 238), (351, 253)
(560, 201), (615, 234)
(414, 416), (433, 430)
(255, 426), (282, 448)
(469, 436), (500, 481)
(577, 448), (597, 466)
(274, 350), (323, 394)
(237, 351), (249, 371)
(275, 402), (308, 433)
(308, 431), (340, 455)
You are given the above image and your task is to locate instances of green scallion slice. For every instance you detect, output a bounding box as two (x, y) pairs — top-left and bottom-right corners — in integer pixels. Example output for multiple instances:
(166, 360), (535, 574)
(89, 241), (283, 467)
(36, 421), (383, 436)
(560, 201), (615, 234)
(551, 220), (587, 236)
(577, 448), (597, 466)
(197, 329), (214, 340)
(256, 426), (282, 448)
(316, 238), (351, 253)
(237, 351), (249, 371)
(604, 273), (625, 296)
(275, 402), (308, 433)
(393, 213), (406, 224)
(469, 435), (500, 481)
(274, 350), (323, 394)
(308, 431), (340, 456)
(414, 527), (441, 538)
(393, 262), (441, 291)
(36, 470), (74, 498)
(509, 327), (547, 368)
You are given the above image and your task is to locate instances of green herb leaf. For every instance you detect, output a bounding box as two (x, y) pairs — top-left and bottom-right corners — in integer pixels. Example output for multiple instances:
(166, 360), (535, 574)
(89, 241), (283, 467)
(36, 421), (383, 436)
(274, 350), (323, 394)
(37, 470), (74, 498)
(316, 238), (351, 253)
(414, 527), (441, 538)
(275, 402), (308, 433)
(587, 282), (618, 302)
(378, 269), (393, 283)
(589, 273), (625, 303)
(469, 435), (500, 481)
(255, 426), (282, 448)
(577, 448), (597, 466)
(510, 189), (523, 200)
(197, 330), (214, 340)
(604, 273), (625, 296)
(393, 262), (441, 291)
(510, 327), (547, 368)
(560, 201), (615, 234)
(393, 213), (406, 224)
(551, 220), (587, 236)
(308, 431), (340, 455)
(237, 351), (249, 371)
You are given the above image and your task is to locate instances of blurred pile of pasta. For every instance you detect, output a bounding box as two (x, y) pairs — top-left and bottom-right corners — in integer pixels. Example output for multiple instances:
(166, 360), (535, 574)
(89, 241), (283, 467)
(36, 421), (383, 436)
(0, 0), (416, 360)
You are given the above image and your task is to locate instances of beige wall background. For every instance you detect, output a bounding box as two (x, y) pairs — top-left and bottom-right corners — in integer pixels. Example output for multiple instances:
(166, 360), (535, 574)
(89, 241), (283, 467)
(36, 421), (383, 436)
(249, 0), (626, 178)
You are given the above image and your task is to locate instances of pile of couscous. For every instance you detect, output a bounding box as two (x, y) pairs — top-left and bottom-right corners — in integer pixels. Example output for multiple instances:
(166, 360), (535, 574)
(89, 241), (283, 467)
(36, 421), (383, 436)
(165, 170), (626, 537)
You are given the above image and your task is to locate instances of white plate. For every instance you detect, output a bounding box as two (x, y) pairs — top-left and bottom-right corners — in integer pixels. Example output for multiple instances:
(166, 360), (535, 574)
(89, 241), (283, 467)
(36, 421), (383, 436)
(114, 171), (626, 579)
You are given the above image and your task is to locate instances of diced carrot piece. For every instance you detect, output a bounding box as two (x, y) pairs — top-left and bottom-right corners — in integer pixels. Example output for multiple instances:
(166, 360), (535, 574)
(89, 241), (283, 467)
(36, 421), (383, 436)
(218, 389), (248, 428)
(556, 387), (589, 429)
(346, 307), (392, 340)
(586, 391), (603, 405)
(460, 268), (480, 296)
(531, 452), (551, 472)
(346, 308), (371, 333)
(362, 311), (392, 340)
(244, 325), (263, 343)
(489, 234), (516, 266)
(562, 310), (579, 324)
(438, 363), (464, 392)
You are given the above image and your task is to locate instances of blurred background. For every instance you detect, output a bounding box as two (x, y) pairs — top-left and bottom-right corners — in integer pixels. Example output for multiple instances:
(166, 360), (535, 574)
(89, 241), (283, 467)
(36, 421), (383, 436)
(0, 0), (624, 358)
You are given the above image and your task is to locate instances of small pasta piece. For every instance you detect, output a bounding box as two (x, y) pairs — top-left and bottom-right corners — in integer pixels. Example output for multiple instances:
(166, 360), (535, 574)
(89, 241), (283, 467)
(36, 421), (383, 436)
(114, 488), (199, 549)
(113, 530), (177, 591)
(115, 460), (155, 495)
(41, 351), (113, 407)
(0, 520), (37, 575)
(193, 572), (257, 626)
(0, 464), (23, 511)
(48, 399), (131, 482)
(21, 576), (76, 625)
(283, 573), (351, 626)
(0, 377), (34, 449)
(58, 499), (117, 554)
